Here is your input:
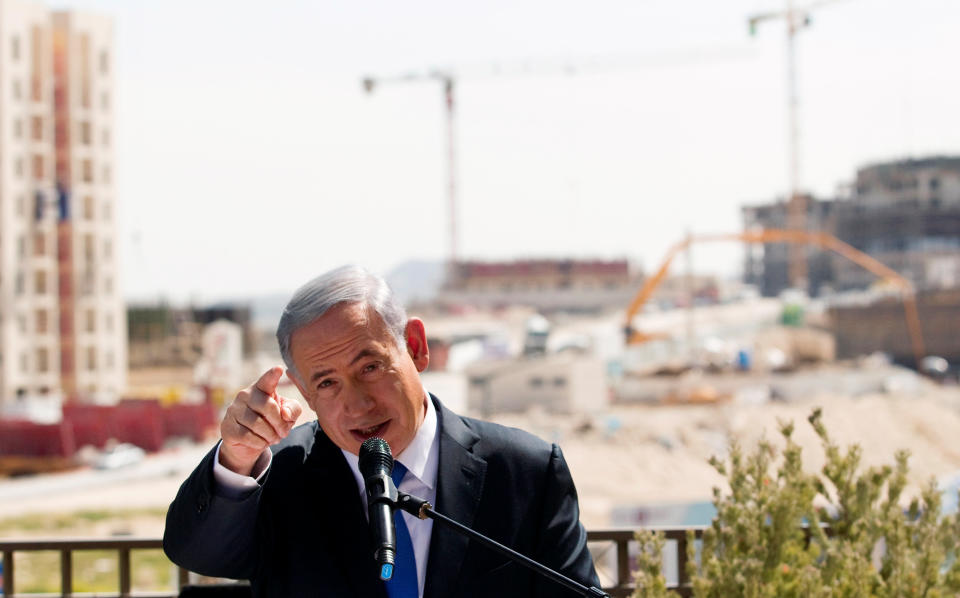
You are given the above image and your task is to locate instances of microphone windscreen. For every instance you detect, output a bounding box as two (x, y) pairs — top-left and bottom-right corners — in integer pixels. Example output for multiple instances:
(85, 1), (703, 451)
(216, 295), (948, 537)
(359, 437), (393, 477)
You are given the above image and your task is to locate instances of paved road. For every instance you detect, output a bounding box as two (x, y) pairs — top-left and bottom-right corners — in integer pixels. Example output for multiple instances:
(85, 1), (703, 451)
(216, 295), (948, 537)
(0, 442), (213, 519)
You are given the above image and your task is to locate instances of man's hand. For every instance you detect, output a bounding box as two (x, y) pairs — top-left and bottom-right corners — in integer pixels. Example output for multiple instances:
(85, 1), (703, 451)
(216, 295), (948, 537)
(219, 366), (303, 476)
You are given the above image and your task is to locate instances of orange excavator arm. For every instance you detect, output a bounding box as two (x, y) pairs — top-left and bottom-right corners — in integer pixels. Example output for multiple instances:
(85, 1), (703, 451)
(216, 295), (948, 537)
(624, 229), (926, 367)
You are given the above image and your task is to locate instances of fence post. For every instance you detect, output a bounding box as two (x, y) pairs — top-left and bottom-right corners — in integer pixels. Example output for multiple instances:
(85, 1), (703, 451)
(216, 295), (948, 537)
(61, 548), (73, 597)
(119, 547), (131, 598)
(2, 550), (13, 596)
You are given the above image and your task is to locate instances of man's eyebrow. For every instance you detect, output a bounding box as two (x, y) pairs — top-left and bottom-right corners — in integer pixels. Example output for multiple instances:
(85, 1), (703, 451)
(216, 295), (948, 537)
(309, 349), (380, 384)
(349, 349), (379, 367)
(310, 368), (334, 384)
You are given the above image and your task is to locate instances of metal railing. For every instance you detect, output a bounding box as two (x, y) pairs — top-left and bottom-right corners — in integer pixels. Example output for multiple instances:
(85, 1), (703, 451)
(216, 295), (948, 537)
(0, 529), (703, 597)
(0, 538), (187, 598)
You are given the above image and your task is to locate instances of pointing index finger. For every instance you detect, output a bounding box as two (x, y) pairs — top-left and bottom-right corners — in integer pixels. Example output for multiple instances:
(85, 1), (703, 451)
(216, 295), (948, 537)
(255, 366), (284, 397)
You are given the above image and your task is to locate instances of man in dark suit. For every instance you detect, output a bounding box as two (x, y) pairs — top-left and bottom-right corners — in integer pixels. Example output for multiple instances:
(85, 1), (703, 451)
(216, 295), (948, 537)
(164, 266), (600, 597)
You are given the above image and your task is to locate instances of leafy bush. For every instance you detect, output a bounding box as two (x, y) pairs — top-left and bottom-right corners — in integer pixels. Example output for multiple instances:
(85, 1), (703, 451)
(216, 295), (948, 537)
(632, 408), (960, 598)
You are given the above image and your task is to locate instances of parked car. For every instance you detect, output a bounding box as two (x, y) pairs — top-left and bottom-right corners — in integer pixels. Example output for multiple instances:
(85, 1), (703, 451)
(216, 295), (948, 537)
(93, 443), (145, 470)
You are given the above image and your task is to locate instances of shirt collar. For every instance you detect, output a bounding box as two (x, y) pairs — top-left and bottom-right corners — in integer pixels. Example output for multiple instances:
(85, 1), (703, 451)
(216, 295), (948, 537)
(342, 389), (439, 495)
(397, 391), (438, 491)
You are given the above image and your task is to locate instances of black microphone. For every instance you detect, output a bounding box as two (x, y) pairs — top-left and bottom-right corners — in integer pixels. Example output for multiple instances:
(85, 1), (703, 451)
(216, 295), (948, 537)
(358, 437), (399, 581)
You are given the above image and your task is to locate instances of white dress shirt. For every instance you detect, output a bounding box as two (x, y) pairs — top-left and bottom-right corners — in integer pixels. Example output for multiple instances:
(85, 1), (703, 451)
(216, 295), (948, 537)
(213, 394), (440, 598)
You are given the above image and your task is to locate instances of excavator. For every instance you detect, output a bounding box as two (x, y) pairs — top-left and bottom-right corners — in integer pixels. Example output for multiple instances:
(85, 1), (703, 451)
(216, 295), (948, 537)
(622, 229), (926, 368)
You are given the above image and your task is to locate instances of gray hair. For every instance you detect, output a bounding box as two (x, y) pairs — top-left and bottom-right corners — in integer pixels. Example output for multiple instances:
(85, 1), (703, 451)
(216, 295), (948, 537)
(277, 265), (408, 382)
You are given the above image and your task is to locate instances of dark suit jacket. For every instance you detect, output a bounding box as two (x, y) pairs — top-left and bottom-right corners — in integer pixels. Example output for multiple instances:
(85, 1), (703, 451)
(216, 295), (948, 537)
(164, 396), (600, 597)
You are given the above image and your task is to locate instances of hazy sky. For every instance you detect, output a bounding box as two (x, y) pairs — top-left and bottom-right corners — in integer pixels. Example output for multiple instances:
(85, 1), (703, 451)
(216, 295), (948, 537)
(48, 0), (960, 302)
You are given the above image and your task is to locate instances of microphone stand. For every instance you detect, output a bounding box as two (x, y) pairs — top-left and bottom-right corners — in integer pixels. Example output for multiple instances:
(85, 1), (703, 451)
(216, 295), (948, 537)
(395, 492), (609, 598)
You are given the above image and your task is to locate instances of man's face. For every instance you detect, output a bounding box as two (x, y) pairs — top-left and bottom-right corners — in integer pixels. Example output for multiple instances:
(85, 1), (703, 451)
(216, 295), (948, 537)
(288, 302), (430, 457)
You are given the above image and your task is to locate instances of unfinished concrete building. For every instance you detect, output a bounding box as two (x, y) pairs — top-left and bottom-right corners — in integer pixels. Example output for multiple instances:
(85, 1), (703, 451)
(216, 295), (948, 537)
(832, 157), (960, 291)
(742, 156), (960, 296)
(742, 194), (837, 296)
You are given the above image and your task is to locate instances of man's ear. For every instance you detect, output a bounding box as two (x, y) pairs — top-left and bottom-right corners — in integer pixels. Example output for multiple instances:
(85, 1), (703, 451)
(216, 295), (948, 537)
(404, 318), (430, 372)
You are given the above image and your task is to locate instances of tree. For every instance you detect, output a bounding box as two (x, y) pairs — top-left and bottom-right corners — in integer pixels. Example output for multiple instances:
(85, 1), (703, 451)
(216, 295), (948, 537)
(633, 408), (960, 598)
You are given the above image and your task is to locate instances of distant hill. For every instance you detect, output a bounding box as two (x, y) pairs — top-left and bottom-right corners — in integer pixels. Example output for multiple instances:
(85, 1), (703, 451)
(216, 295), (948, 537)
(245, 261), (445, 332)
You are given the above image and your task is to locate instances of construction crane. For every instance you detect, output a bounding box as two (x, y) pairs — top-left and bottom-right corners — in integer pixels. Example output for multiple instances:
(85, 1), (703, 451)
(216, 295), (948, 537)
(361, 47), (754, 274)
(748, 0), (847, 291)
(622, 229), (926, 368)
(362, 71), (458, 269)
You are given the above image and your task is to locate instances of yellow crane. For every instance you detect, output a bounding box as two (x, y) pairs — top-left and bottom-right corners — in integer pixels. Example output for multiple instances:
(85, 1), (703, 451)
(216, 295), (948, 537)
(623, 229), (926, 368)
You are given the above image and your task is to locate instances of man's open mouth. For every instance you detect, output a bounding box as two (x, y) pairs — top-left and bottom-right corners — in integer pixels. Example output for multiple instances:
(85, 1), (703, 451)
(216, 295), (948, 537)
(352, 422), (388, 441)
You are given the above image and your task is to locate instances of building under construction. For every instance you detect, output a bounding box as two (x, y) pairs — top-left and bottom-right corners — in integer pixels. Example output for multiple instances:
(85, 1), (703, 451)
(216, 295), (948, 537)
(438, 259), (642, 313)
(743, 156), (960, 296)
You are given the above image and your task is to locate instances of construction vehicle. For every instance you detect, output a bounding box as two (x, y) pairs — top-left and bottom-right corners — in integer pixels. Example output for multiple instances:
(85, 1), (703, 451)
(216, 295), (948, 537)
(622, 229), (926, 368)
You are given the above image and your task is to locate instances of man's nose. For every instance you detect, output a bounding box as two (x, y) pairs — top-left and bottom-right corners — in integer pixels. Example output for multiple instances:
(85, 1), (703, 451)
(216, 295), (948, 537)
(342, 385), (375, 416)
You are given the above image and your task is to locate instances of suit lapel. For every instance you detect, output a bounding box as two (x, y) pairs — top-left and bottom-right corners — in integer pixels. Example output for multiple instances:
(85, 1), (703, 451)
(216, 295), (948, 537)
(423, 398), (487, 598)
(303, 426), (388, 598)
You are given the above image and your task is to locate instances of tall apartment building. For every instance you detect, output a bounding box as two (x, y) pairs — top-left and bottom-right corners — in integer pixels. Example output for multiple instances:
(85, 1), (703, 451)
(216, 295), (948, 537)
(0, 0), (124, 410)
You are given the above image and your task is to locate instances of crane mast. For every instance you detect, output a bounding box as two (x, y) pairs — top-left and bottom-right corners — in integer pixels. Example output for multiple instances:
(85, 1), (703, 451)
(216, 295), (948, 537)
(363, 71), (459, 271)
(748, 0), (845, 292)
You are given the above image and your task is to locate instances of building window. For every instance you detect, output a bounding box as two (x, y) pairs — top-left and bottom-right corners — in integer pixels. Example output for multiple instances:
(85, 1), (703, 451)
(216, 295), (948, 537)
(15, 272), (25, 296)
(33, 231), (45, 256)
(84, 196), (95, 219)
(103, 239), (112, 259)
(34, 270), (47, 295)
(14, 118), (22, 139)
(101, 91), (109, 111)
(80, 121), (92, 145)
(102, 164), (111, 183)
(105, 351), (114, 368)
(529, 376), (544, 388)
(15, 157), (24, 178)
(84, 234), (95, 262)
(102, 201), (112, 220)
(11, 35), (20, 60)
(553, 377), (567, 387)
(99, 49), (109, 75)
(17, 194), (25, 216)
(31, 116), (42, 140)
(104, 276), (113, 293)
(37, 348), (49, 373)
(85, 308), (96, 333)
(18, 235), (26, 258)
(82, 159), (93, 182)
(13, 79), (21, 100)
(102, 128), (110, 147)
(86, 346), (97, 370)
(32, 154), (44, 180)
(20, 353), (28, 373)
(105, 312), (114, 332)
(36, 309), (48, 334)
(81, 270), (94, 295)
(17, 314), (27, 333)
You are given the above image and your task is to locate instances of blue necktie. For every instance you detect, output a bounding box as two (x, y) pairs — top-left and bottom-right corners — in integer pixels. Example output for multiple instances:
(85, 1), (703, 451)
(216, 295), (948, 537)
(386, 462), (418, 598)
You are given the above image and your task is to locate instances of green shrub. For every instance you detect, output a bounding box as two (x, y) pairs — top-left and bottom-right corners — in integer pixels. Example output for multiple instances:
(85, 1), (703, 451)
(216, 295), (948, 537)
(632, 408), (960, 598)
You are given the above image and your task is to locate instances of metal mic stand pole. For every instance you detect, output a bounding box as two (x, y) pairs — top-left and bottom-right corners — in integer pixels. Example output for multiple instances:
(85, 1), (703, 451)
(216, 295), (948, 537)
(396, 493), (609, 598)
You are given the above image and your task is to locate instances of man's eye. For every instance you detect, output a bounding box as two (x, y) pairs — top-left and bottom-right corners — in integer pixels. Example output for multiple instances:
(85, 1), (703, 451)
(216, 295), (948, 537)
(362, 363), (379, 374)
(317, 379), (333, 389)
